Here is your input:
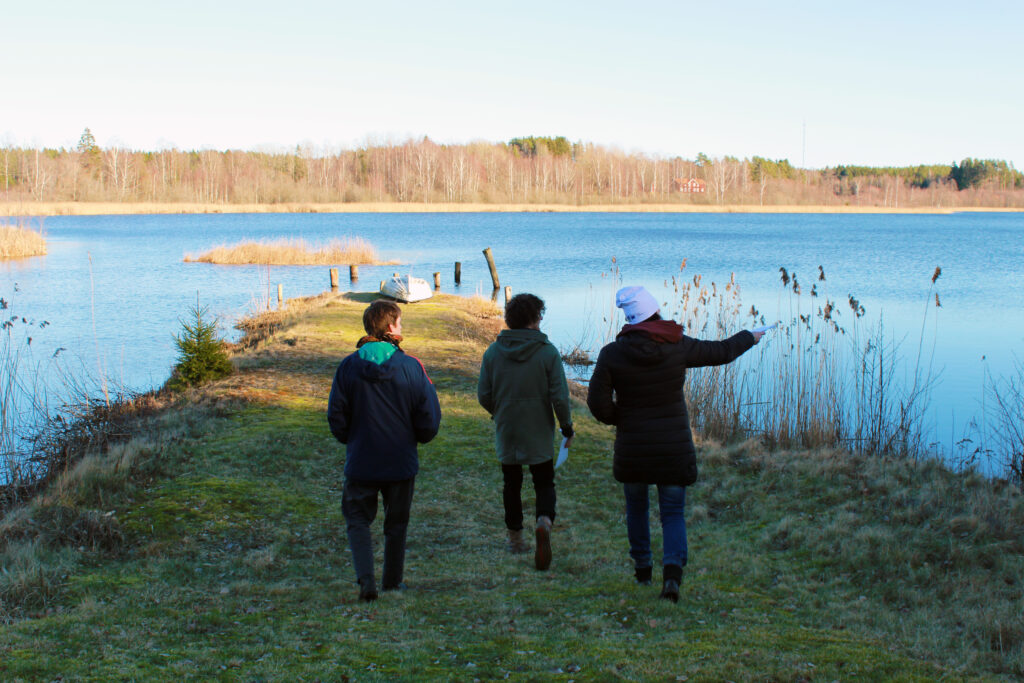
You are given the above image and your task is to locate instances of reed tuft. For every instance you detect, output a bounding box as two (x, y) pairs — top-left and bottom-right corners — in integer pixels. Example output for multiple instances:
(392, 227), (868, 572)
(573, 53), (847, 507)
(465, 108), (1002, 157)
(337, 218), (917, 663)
(0, 220), (47, 260)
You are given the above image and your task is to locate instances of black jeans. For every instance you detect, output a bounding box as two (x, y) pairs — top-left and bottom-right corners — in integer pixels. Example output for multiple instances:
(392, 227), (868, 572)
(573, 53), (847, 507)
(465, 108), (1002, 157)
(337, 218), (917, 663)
(501, 460), (556, 530)
(341, 477), (415, 589)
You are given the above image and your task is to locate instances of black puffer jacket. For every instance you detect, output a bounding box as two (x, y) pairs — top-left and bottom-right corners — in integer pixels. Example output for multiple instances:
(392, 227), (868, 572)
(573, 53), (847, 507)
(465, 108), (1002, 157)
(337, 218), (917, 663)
(587, 319), (755, 486)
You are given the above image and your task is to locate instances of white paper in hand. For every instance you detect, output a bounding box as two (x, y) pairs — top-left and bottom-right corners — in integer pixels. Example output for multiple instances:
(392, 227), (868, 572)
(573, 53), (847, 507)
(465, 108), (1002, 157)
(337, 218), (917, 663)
(751, 323), (778, 334)
(555, 437), (569, 468)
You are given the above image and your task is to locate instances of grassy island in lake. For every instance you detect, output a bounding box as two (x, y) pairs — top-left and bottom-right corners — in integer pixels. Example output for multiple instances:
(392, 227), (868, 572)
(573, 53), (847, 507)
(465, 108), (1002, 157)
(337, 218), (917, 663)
(184, 237), (393, 266)
(0, 292), (1022, 679)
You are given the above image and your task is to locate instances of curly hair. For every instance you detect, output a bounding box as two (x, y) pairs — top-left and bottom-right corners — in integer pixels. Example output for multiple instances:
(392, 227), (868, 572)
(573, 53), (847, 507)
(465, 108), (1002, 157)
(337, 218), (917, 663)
(504, 293), (545, 330)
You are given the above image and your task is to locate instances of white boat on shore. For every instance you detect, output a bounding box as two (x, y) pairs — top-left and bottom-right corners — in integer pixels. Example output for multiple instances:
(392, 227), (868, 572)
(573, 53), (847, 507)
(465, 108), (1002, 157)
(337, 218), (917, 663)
(380, 275), (433, 303)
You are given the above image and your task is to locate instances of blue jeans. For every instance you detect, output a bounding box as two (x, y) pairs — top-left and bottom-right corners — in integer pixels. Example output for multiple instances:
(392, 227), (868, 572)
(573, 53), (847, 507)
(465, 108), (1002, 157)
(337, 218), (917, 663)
(623, 483), (687, 569)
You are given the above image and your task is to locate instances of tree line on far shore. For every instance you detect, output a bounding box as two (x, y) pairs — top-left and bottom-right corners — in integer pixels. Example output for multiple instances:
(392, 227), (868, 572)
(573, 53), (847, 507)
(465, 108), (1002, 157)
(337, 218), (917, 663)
(2, 128), (1022, 208)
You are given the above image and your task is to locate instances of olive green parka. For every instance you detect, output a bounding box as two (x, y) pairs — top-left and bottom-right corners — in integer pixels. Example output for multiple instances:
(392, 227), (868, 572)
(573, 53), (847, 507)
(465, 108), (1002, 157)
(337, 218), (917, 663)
(478, 328), (572, 465)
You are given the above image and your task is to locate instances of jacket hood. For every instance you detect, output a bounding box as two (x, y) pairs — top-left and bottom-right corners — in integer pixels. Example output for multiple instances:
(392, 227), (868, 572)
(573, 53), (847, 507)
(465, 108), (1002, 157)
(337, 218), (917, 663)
(355, 341), (399, 382)
(616, 319), (684, 364)
(494, 328), (549, 362)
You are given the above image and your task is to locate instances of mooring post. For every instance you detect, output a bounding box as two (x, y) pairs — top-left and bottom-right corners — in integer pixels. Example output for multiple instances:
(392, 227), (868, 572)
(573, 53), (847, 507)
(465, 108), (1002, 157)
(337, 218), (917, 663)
(490, 288), (499, 303)
(330, 268), (339, 290)
(349, 265), (359, 281)
(483, 247), (499, 289)
(504, 285), (512, 305)
(433, 272), (441, 289)
(454, 261), (462, 286)
(277, 283), (284, 308)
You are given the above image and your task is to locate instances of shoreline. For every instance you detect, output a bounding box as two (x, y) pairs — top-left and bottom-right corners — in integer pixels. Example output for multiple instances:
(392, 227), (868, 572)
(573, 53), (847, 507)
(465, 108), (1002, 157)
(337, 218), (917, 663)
(3, 200), (1023, 217)
(2, 292), (1020, 679)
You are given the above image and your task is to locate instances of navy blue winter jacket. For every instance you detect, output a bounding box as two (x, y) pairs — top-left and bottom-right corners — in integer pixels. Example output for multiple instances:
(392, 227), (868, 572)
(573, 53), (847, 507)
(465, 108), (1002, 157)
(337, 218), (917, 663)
(327, 342), (441, 482)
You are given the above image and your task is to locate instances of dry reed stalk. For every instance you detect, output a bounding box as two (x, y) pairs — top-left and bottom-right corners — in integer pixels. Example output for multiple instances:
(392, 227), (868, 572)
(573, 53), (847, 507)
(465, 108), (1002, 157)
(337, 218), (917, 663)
(647, 265), (941, 459)
(184, 237), (390, 266)
(0, 221), (47, 260)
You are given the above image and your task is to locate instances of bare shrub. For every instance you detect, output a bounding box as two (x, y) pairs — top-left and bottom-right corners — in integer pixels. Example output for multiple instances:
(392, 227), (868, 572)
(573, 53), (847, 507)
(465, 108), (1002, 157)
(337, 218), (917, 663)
(986, 357), (1024, 486)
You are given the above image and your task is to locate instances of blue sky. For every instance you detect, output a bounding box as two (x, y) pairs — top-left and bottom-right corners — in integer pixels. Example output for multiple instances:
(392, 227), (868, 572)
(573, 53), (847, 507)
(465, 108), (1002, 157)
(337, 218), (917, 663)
(4, 0), (1021, 168)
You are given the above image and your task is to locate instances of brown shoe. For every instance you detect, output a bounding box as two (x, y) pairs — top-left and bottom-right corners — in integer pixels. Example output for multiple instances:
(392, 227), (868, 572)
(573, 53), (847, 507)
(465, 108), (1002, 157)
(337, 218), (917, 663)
(534, 516), (552, 570)
(507, 529), (530, 554)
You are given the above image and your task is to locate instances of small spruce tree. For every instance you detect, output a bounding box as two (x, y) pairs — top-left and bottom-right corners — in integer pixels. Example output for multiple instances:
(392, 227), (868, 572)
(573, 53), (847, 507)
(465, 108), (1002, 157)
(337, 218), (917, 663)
(170, 300), (232, 389)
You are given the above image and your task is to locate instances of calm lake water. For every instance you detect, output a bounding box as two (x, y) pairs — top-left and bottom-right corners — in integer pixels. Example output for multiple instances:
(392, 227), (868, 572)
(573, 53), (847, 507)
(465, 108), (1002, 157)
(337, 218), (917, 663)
(3, 211), (1023, 466)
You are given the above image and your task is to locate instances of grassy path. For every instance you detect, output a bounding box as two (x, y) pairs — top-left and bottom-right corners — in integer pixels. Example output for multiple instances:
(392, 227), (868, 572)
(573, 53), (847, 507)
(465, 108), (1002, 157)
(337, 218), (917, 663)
(1, 293), (1018, 680)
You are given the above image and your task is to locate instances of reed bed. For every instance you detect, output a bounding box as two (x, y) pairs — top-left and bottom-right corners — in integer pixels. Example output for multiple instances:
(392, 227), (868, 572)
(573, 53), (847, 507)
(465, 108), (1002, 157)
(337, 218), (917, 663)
(1, 292), (156, 511)
(559, 261), (946, 463)
(986, 358), (1024, 485)
(666, 263), (943, 461)
(184, 237), (389, 265)
(0, 220), (47, 260)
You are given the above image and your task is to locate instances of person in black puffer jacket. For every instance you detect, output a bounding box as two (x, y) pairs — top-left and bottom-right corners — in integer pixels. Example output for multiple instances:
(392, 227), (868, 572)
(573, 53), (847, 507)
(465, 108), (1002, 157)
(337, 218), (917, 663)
(587, 285), (763, 602)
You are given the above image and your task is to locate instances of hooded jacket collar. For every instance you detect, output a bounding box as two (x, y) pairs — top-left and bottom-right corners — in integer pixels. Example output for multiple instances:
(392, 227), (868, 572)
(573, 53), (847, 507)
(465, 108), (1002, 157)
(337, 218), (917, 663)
(357, 341), (398, 365)
(617, 319), (684, 343)
(494, 328), (549, 362)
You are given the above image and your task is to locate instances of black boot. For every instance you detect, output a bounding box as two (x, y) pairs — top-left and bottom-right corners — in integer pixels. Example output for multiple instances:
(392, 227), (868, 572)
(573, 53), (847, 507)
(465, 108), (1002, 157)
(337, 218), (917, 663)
(358, 576), (378, 602)
(660, 564), (682, 603)
(634, 566), (653, 586)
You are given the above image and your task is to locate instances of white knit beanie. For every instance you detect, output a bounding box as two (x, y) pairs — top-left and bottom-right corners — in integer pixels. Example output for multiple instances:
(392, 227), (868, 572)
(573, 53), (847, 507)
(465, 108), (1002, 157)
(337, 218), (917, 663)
(615, 286), (660, 324)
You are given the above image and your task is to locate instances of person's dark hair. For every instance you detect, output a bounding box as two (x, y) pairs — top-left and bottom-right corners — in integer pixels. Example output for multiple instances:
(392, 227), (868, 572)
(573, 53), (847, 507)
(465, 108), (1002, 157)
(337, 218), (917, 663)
(505, 293), (545, 329)
(641, 312), (662, 323)
(363, 300), (402, 338)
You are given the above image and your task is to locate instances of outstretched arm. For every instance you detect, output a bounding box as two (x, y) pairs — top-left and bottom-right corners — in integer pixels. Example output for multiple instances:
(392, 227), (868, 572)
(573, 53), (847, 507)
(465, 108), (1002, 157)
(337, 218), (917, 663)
(684, 331), (757, 369)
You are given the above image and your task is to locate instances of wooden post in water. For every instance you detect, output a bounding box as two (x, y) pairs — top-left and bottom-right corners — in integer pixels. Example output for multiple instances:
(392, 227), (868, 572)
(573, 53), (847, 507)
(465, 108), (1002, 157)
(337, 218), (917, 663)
(454, 261), (462, 286)
(277, 284), (284, 308)
(379, 280), (385, 292)
(350, 265), (359, 281)
(504, 286), (512, 305)
(483, 247), (499, 289)
(329, 268), (339, 290)
(433, 272), (441, 289)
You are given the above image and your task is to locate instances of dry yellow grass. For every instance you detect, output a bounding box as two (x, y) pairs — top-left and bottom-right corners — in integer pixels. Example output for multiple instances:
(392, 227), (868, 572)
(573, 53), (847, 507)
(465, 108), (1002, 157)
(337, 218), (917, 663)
(184, 237), (394, 266)
(6, 201), (1023, 217)
(0, 222), (47, 260)
(460, 293), (504, 318)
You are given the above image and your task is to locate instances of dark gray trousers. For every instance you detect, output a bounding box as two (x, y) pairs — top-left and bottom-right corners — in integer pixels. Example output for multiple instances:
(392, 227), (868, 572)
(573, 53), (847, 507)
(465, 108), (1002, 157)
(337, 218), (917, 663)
(341, 477), (415, 589)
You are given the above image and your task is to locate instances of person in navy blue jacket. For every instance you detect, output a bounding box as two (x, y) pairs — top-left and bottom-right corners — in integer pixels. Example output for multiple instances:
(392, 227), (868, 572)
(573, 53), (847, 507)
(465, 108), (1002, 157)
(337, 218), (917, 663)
(327, 299), (441, 602)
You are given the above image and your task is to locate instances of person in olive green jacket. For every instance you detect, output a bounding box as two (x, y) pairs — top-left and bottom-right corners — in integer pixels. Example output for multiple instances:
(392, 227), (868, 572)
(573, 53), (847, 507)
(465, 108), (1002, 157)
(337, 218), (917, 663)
(478, 293), (573, 571)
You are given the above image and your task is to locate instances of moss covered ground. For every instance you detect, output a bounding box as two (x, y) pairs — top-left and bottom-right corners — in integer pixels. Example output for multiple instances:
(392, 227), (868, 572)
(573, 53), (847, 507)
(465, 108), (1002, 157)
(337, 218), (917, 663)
(1, 292), (1021, 681)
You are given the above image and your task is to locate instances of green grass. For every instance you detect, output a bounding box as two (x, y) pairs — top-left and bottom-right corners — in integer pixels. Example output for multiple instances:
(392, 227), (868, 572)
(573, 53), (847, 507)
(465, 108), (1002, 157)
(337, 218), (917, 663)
(1, 293), (1021, 680)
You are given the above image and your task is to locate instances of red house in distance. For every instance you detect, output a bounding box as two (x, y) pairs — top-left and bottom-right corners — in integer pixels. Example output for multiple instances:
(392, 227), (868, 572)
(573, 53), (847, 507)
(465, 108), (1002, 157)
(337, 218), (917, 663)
(675, 178), (706, 193)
